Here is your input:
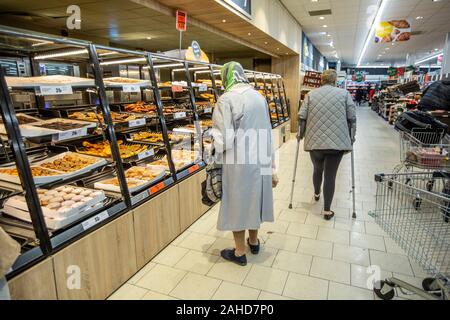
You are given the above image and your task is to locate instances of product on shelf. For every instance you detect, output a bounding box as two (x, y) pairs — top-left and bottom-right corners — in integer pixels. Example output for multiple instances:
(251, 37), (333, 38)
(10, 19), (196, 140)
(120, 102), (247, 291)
(5, 75), (95, 87)
(125, 101), (157, 114)
(69, 111), (141, 123)
(31, 121), (89, 131)
(39, 153), (98, 173)
(130, 131), (185, 144)
(0, 167), (60, 177)
(103, 77), (150, 85)
(94, 177), (151, 193)
(151, 149), (199, 170)
(125, 166), (165, 181)
(158, 81), (172, 87)
(0, 114), (39, 125)
(198, 93), (215, 100)
(78, 140), (148, 159)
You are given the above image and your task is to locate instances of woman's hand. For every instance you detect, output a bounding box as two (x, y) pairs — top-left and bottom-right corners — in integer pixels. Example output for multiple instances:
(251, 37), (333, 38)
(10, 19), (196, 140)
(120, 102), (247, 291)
(272, 174), (279, 188)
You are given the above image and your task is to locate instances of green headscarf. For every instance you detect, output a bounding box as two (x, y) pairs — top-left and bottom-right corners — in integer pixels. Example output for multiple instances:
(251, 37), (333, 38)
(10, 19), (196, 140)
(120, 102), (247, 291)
(221, 61), (249, 91)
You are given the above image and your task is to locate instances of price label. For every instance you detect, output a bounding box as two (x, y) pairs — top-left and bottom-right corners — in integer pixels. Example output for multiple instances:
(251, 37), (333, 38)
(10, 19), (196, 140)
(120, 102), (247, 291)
(198, 84), (207, 92)
(188, 164), (200, 174)
(149, 181), (165, 194)
(81, 211), (109, 231)
(38, 85), (73, 95)
(54, 127), (87, 142)
(131, 190), (149, 205)
(123, 84), (141, 93)
(171, 85), (184, 92)
(174, 112), (186, 120)
(137, 148), (155, 160)
(203, 107), (212, 114)
(129, 118), (146, 128)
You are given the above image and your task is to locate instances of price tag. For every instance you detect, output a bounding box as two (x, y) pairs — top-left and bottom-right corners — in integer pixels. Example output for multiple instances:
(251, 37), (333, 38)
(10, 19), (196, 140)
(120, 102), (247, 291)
(171, 85), (184, 92)
(198, 84), (207, 92)
(149, 181), (165, 194)
(203, 107), (212, 114)
(123, 84), (141, 93)
(129, 118), (146, 128)
(38, 85), (73, 95)
(131, 190), (149, 205)
(174, 112), (186, 120)
(188, 164), (200, 174)
(81, 211), (109, 231)
(54, 127), (87, 142)
(137, 148), (155, 160)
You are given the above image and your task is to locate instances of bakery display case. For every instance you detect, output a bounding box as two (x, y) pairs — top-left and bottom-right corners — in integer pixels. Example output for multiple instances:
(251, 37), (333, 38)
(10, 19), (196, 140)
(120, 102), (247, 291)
(0, 25), (289, 291)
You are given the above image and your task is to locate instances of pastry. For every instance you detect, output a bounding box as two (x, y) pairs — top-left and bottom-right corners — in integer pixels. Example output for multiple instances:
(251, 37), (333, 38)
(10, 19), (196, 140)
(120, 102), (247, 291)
(0, 167), (60, 177)
(47, 203), (61, 210)
(79, 140), (148, 159)
(63, 194), (74, 201)
(57, 206), (71, 214)
(72, 195), (84, 202)
(61, 200), (75, 207)
(39, 153), (98, 173)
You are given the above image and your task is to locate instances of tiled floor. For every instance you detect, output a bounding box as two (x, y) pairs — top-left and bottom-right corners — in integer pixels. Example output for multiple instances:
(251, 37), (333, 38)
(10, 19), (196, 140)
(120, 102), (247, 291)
(109, 108), (428, 301)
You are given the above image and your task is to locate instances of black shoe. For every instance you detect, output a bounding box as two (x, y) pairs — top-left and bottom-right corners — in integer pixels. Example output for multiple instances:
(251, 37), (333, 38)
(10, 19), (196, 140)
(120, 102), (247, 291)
(221, 249), (247, 266)
(314, 194), (320, 202)
(247, 238), (260, 255)
(324, 211), (335, 221)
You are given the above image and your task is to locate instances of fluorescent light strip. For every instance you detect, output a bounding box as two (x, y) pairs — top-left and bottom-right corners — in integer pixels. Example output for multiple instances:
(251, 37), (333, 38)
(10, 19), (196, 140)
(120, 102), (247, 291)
(419, 65), (442, 69)
(34, 49), (88, 60)
(100, 57), (146, 66)
(357, 0), (389, 67)
(414, 52), (443, 65)
(357, 65), (391, 69)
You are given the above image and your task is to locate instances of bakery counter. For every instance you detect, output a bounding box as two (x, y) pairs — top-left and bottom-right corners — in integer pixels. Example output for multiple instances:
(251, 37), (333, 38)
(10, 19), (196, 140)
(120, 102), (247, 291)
(272, 119), (291, 150)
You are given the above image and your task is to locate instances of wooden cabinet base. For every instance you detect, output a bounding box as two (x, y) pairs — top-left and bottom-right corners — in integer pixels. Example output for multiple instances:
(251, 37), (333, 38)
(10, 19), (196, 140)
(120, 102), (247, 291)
(52, 213), (137, 300)
(8, 258), (57, 300)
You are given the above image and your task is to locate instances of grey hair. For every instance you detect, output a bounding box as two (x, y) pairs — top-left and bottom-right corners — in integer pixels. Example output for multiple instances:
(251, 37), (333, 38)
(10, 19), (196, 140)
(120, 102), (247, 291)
(321, 69), (337, 86)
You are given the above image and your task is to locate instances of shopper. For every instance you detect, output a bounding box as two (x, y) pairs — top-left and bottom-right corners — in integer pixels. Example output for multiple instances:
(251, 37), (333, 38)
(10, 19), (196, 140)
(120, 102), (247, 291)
(298, 69), (356, 220)
(355, 87), (364, 106)
(418, 79), (450, 111)
(211, 61), (276, 266)
(0, 226), (20, 300)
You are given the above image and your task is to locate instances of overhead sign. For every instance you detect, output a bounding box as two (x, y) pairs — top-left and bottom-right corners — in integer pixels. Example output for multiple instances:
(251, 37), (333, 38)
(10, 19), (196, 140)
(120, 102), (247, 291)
(375, 20), (411, 43)
(191, 41), (201, 60)
(176, 10), (187, 32)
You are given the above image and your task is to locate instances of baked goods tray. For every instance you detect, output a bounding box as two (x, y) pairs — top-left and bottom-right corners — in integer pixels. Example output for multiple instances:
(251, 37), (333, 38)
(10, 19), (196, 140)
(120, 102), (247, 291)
(126, 131), (188, 147)
(5, 75), (95, 89)
(67, 110), (150, 131)
(0, 114), (40, 135)
(103, 77), (151, 88)
(0, 152), (108, 185)
(94, 166), (166, 194)
(21, 118), (97, 143)
(73, 139), (157, 164)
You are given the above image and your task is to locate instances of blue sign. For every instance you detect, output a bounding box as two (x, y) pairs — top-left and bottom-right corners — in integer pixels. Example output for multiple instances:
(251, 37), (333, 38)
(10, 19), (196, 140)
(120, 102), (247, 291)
(192, 41), (201, 59)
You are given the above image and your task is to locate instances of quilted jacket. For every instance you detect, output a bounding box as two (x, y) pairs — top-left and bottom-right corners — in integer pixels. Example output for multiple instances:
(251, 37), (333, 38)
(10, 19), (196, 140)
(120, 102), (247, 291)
(299, 85), (356, 152)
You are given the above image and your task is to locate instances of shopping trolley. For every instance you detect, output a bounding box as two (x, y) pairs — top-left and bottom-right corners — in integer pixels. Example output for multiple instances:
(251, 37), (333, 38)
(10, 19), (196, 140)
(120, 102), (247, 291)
(370, 171), (450, 300)
(392, 128), (449, 174)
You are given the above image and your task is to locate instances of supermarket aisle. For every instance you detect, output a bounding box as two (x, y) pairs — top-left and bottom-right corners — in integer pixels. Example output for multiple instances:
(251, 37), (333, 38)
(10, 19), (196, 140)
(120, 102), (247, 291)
(109, 108), (427, 300)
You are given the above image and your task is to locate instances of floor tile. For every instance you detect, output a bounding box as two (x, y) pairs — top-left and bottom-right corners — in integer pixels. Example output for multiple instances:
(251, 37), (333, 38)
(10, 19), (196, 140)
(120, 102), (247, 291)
(174, 250), (219, 275)
(141, 290), (178, 300)
(258, 291), (293, 300)
(178, 232), (218, 252)
(350, 232), (386, 251)
(334, 218), (365, 233)
(136, 264), (187, 295)
(264, 233), (300, 252)
(259, 220), (290, 234)
(333, 244), (370, 267)
(245, 246), (278, 267)
(272, 250), (312, 275)
(305, 213), (335, 227)
(297, 238), (333, 259)
(286, 222), (318, 239)
(212, 282), (260, 300)
(172, 231), (191, 246)
(207, 238), (236, 256)
(170, 273), (221, 300)
(127, 262), (157, 285)
(351, 264), (393, 291)
(207, 259), (252, 284)
(278, 209), (308, 223)
(317, 227), (350, 245)
(152, 245), (189, 267)
(328, 282), (374, 300)
(283, 273), (329, 300)
(369, 250), (414, 276)
(243, 265), (288, 295)
(108, 284), (148, 300)
(310, 257), (351, 284)
(384, 237), (407, 256)
(365, 222), (387, 237)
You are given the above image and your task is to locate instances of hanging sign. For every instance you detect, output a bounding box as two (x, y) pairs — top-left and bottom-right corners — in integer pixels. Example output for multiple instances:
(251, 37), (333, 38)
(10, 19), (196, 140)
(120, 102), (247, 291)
(191, 41), (201, 60)
(176, 10), (187, 32)
(375, 20), (411, 43)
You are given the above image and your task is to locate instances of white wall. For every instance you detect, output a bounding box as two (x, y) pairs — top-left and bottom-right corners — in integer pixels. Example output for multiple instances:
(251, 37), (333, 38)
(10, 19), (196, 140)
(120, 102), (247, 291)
(250, 0), (302, 54)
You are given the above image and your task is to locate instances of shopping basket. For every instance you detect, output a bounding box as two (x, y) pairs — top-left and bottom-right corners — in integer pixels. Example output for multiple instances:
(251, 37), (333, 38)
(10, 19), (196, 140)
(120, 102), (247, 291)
(370, 171), (450, 300)
(394, 129), (450, 173)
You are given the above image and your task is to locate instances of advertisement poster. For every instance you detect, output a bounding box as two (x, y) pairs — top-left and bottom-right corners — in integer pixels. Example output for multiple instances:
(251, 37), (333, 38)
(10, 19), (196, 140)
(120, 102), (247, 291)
(375, 20), (411, 43)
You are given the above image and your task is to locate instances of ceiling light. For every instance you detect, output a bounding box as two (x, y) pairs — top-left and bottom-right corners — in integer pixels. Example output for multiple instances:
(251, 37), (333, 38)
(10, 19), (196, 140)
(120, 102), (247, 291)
(146, 37), (152, 40)
(414, 52), (443, 65)
(323, 25), (328, 28)
(416, 16), (424, 20)
(264, 41), (268, 45)
(319, 17), (325, 20)
(320, 32), (327, 35)
(327, 34), (331, 37)
(34, 49), (88, 60)
(248, 32), (252, 36)
(357, 0), (389, 67)
(277, 48), (280, 50)
(222, 19), (226, 23)
(100, 57), (146, 66)
(385, 47), (390, 50)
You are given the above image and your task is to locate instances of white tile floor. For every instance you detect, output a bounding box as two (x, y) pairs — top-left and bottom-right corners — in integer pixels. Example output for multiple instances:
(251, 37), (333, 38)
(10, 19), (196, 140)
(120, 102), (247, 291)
(108, 108), (429, 301)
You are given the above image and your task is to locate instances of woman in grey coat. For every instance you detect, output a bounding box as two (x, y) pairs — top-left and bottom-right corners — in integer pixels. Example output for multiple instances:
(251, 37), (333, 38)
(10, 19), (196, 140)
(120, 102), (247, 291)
(211, 62), (276, 266)
(298, 69), (356, 220)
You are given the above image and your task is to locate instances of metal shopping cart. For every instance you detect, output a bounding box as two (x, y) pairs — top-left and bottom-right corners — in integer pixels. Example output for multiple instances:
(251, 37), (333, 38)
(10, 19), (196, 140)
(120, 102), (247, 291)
(370, 171), (450, 300)
(393, 129), (450, 174)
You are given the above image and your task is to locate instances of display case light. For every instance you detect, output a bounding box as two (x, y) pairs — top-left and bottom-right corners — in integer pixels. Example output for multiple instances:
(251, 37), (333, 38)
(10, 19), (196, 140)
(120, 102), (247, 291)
(34, 49), (88, 60)
(153, 63), (184, 69)
(173, 67), (210, 72)
(100, 57), (146, 66)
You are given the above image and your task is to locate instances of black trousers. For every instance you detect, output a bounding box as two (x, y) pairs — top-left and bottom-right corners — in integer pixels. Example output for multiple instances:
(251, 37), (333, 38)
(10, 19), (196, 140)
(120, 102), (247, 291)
(310, 150), (345, 211)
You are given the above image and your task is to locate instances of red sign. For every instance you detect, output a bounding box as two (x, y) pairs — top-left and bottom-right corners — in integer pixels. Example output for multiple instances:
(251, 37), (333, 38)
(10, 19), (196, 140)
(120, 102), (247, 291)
(188, 164), (200, 174)
(176, 10), (187, 32)
(171, 85), (184, 92)
(397, 67), (405, 77)
(149, 182), (165, 194)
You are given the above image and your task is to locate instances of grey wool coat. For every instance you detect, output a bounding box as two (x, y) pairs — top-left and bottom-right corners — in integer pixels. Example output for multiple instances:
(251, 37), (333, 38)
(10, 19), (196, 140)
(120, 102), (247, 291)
(299, 85), (357, 152)
(212, 84), (275, 231)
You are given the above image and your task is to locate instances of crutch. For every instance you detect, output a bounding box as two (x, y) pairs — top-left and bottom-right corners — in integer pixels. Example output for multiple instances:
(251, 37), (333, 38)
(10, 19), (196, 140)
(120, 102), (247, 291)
(288, 137), (301, 209)
(350, 149), (357, 219)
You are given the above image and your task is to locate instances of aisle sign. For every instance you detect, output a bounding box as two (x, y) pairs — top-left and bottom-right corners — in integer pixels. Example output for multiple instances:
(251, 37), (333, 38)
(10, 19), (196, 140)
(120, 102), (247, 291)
(176, 10), (187, 32)
(81, 211), (109, 231)
(122, 84), (140, 93)
(38, 85), (73, 95)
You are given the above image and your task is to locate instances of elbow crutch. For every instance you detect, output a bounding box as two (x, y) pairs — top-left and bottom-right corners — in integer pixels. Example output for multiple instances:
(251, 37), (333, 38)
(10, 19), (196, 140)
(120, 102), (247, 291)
(288, 136), (301, 209)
